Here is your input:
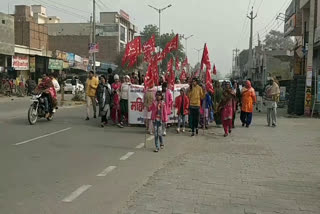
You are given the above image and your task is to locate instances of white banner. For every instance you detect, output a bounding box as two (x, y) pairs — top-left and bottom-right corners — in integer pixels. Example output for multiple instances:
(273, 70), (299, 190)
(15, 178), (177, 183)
(128, 84), (189, 125)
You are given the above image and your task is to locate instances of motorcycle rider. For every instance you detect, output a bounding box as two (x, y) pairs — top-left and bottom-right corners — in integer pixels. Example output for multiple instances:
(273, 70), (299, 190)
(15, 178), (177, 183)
(36, 73), (55, 118)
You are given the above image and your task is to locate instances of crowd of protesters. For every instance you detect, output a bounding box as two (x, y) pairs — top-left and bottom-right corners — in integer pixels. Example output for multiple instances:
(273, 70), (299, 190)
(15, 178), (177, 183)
(84, 70), (280, 152)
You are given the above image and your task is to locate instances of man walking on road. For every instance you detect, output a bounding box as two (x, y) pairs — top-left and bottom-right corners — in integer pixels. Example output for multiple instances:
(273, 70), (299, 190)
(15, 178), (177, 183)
(188, 78), (204, 137)
(264, 77), (280, 127)
(85, 71), (99, 120)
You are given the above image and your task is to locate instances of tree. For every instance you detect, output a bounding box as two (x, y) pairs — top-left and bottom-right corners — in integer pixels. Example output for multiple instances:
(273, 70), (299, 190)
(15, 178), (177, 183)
(264, 30), (294, 50)
(140, 24), (160, 46)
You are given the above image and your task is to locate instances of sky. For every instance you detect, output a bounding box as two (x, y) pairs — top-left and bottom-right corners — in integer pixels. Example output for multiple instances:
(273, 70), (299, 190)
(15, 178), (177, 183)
(2, 0), (292, 76)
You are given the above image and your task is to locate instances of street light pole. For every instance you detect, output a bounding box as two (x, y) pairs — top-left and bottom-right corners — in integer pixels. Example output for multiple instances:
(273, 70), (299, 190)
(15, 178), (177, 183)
(182, 35), (194, 59)
(148, 4), (172, 74)
(194, 48), (203, 65)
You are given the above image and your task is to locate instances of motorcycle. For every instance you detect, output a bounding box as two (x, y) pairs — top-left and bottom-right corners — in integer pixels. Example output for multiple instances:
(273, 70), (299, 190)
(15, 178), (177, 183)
(28, 93), (55, 125)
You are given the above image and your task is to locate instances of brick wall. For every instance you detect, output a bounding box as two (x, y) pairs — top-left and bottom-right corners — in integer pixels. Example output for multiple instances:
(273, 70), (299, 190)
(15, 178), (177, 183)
(48, 35), (119, 63)
(0, 13), (14, 55)
(15, 20), (48, 50)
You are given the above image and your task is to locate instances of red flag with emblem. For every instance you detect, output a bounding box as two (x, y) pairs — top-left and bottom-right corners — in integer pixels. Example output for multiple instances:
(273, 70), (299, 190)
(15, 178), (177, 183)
(142, 35), (156, 62)
(144, 65), (154, 89)
(162, 34), (179, 58)
(200, 44), (211, 71)
(122, 37), (142, 66)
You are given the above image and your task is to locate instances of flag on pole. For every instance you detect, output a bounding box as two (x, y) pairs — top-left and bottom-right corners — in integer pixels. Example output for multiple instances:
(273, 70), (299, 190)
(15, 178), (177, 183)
(200, 44), (211, 71)
(212, 64), (217, 75)
(206, 67), (214, 94)
(122, 37), (142, 67)
(162, 34), (179, 58)
(181, 57), (188, 68)
(175, 56), (180, 71)
(144, 64), (154, 89)
(142, 35), (156, 62)
(180, 69), (187, 82)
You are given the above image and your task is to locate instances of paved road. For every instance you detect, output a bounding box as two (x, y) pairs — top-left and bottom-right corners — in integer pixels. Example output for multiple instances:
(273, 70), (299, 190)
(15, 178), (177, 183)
(0, 100), (193, 214)
(1, 99), (320, 214)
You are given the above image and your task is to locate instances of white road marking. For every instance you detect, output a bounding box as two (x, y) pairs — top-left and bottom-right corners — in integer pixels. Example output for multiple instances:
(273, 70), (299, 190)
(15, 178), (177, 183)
(62, 185), (92, 203)
(120, 152), (135, 160)
(147, 136), (154, 141)
(97, 166), (116, 177)
(136, 143), (145, 149)
(13, 127), (72, 146)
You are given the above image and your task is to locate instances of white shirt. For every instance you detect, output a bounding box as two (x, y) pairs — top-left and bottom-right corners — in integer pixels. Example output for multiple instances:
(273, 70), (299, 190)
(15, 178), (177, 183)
(52, 78), (60, 92)
(121, 82), (131, 100)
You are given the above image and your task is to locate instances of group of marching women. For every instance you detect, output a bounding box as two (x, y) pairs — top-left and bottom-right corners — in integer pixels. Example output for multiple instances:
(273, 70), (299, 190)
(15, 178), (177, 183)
(86, 70), (274, 152)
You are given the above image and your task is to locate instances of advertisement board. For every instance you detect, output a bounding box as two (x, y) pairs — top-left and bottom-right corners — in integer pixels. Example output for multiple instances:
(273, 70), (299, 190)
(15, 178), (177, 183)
(48, 59), (63, 70)
(12, 55), (29, 70)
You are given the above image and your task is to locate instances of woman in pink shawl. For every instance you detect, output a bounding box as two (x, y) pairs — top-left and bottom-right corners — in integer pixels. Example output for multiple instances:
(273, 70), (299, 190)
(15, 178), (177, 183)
(219, 82), (236, 137)
(111, 74), (123, 128)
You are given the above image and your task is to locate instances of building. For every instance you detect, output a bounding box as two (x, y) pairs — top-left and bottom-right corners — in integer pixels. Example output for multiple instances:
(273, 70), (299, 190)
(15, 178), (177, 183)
(0, 12), (15, 74)
(31, 5), (61, 24)
(47, 10), (137, 68)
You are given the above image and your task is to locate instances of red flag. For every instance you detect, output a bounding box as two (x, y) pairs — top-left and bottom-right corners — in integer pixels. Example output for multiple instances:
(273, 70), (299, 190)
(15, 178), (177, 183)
(162, 34), (179, 58)
(200, 44), (211, 71)
(193, 69), (200, 78)
(181, 57), (188, 68)
(128, 56), (137, 68)
(206, 67), (214, 94)
(180, 69), (187, 82)
(212, 64), (217, 75)
(122, 37), (142, 66)
(175, 57), (180, 71)
(142, 35), (156, 62)
(167, 58), (175, 89)
(144, 65), (154, 89)
(142, 35), (155, 53)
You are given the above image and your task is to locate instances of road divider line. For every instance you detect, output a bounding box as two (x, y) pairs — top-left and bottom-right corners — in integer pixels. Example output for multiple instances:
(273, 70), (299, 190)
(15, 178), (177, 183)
(97, 166), (116, 177)
(120, 152), (134, 160)
(136, 143), (145, 149)
(147, 136), (154, 141)
(62, 185), (92, 203)
(13, 127), (72, 146)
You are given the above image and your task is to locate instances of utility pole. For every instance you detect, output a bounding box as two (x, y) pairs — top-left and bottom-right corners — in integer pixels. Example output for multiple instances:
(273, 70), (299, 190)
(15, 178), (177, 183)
(90, 15), (93, 71)
(232, 48), (240, 78)
(93, 0), (96, 74)
(247, 7), (257, 80)
(304, 0), (316, 116)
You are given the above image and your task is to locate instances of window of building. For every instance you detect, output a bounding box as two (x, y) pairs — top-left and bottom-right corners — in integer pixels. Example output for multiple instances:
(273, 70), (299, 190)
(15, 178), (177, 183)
(2, 20), (5, 24)
(120, 26), (126, 42)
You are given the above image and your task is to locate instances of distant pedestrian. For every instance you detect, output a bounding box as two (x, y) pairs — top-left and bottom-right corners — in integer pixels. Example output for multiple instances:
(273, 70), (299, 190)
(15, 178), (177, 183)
(220, 82), (236, 137)
(175, 88), (189, 133)
(151, 91), (168, 152)
(161, 82), (173, 136)
(120, 75), (131, 125)
(85, 71), (99, 120)
(111, 74), (123, 128)
(188, 78), (205, 137)
(264, 77), (280, 127)
(96, 75), (112, 127)
(213, 81), (223, 127)
(144, 84), (156, 135)
(232, 81), (241, 128)
(240, 80), (256, 128)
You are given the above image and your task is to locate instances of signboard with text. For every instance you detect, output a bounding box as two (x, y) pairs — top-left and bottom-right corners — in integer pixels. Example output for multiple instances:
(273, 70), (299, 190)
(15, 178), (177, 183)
(12, 55), (29, 70)
(128, 84), (189, 125)
(48, 59), (63, 70)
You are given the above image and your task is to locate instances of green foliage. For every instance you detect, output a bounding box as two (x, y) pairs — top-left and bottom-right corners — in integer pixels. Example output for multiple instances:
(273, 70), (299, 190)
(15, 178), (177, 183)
(264, 30), (295, 50)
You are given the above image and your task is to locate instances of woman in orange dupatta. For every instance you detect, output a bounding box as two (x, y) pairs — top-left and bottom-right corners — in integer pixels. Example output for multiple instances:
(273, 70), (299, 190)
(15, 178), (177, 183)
(240, 80), (256, 128)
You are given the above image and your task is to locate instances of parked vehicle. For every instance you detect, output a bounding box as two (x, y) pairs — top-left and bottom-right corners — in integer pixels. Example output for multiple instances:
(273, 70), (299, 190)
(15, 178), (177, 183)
(64, 79), (84, 94)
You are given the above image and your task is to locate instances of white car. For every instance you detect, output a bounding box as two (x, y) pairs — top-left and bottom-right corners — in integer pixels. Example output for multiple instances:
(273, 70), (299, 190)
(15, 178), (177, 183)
(64, 79), (84, 94)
